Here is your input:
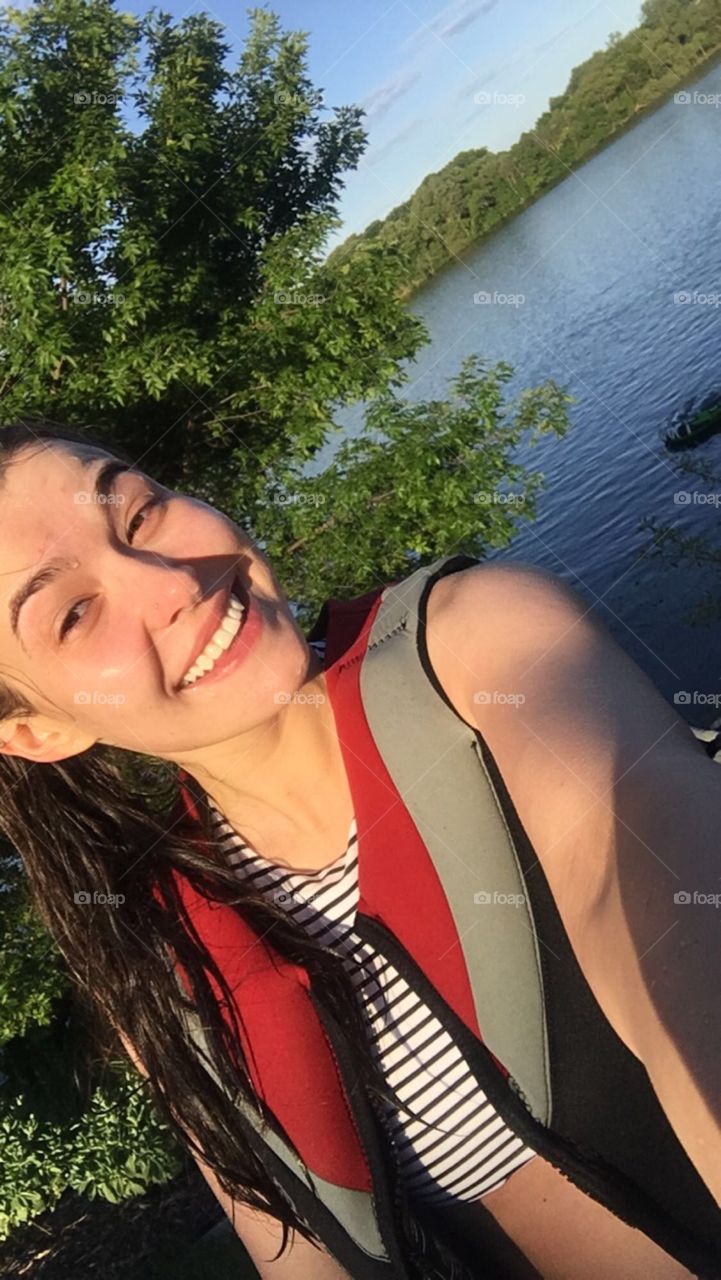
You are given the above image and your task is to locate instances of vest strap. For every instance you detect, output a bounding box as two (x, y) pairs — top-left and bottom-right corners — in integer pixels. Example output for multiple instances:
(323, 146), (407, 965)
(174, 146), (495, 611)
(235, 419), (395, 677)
(325, 553), (552, 1122)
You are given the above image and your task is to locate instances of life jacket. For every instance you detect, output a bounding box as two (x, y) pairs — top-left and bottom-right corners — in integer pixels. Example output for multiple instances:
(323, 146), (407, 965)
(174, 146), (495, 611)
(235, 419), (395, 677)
(166, 552), (721, 1279)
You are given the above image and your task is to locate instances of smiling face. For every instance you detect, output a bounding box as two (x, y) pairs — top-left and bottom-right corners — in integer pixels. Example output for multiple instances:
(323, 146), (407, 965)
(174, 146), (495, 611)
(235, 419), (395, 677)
(0, 440), (312, 762)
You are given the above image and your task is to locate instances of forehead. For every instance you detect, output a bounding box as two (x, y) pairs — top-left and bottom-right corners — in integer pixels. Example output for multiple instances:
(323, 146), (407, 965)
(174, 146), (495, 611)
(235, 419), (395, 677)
(0, 440), (114, 492)
(0, 443), (121, 558)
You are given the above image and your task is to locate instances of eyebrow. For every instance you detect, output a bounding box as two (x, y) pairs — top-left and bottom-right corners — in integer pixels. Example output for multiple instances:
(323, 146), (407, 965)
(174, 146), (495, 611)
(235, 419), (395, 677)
(9, 457), (133, 639)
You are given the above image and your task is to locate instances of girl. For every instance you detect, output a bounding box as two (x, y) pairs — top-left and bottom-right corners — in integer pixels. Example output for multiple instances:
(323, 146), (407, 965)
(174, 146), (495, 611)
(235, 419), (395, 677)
(1, 420), (719, 1279)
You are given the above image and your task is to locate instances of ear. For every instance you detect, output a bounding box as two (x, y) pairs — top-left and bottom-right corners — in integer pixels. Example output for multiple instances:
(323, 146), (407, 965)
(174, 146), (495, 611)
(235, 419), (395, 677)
(0, 718), (97, 763)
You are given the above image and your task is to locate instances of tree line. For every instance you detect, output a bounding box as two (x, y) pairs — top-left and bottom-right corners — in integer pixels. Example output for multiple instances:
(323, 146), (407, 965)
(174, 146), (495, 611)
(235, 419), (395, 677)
(329, 0), (721, 297)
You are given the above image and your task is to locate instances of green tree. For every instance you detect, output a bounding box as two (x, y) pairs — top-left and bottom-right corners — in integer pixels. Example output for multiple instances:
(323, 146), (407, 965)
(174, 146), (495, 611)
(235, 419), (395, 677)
(257, 355), (574, 626)
(0, 0), (426, 510)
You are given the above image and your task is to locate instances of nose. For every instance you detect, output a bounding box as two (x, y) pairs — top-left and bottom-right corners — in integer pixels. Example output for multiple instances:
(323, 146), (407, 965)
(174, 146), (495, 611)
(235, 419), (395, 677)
(108, 558), (203, 627)
(133, 561), (204, 629)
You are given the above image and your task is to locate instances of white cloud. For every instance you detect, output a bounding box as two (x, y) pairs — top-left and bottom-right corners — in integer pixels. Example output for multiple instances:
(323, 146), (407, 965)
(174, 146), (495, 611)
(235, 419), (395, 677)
(360, 66), (422, 123)
(403, 0), (501, 53)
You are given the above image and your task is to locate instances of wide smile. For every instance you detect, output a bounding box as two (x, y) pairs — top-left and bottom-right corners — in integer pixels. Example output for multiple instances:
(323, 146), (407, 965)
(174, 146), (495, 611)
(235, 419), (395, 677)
(175, 574), (258, 692)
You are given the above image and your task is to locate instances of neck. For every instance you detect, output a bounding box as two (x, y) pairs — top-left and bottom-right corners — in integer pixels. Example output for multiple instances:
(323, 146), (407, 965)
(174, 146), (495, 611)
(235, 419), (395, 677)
(176, 648), (353, 854)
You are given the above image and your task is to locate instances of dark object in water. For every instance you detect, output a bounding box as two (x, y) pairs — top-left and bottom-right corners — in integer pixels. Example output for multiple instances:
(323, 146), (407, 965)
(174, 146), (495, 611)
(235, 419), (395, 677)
(665, 399), (721, 451)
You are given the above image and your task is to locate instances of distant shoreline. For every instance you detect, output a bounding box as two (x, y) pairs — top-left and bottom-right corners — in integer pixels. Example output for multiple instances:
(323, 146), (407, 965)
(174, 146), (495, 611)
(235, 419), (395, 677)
(402, 49), (721, 306)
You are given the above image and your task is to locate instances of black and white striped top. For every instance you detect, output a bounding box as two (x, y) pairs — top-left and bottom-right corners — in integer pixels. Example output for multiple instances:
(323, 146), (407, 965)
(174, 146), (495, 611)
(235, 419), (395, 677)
(207, 637), (537, 1206)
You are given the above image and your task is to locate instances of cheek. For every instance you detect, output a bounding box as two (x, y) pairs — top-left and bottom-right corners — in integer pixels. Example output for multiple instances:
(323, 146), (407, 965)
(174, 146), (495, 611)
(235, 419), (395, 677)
(156, 503), (259, 585)
(156, 500), (238, 552)
(70, 687), (135, 725)
(68, 627), (151, 711)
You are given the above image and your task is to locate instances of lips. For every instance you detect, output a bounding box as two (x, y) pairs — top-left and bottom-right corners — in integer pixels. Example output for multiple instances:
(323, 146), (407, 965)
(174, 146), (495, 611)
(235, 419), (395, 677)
(174, 574), (249, 692)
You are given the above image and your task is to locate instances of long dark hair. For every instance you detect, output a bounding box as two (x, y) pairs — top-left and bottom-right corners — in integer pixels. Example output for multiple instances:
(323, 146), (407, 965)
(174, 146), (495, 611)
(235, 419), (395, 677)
(0, 419), (475, 1279)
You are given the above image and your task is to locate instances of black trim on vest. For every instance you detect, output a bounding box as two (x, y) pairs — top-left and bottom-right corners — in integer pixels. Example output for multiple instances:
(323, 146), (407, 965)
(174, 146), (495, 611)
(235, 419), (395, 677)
(309, 987), (530, 1280)
(407, 556), (721, 1278)
(307, 990), (415, 1280)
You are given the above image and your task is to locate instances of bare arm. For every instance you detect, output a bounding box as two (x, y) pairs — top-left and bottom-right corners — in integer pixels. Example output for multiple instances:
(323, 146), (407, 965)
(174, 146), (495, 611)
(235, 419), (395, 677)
(589, 752), (721, 1209)
(429, 561), (721, 1205)
(116, 1030), (351, 1279)
(194, 1155), (352, 1280)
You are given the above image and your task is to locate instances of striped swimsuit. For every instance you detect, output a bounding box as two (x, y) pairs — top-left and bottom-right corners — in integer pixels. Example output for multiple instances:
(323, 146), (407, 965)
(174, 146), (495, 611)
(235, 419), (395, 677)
(208, 638), (537, 1207)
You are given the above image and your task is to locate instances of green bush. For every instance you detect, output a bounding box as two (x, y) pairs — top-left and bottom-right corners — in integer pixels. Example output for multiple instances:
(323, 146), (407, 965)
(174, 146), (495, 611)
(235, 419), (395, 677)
(0, 1057), (183, 1239)
(66, 1059), (184, 1204)
(0, 847), (69, 1044)
(0, 756), (185, 1240)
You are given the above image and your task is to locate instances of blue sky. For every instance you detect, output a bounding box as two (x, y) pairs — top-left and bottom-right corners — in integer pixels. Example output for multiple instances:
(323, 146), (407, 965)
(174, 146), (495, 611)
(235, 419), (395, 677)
(121, 0), (646, 243)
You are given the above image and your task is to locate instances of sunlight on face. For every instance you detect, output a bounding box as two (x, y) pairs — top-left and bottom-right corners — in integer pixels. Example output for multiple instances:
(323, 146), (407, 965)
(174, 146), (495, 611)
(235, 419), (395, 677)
(0, 442), (310, 760)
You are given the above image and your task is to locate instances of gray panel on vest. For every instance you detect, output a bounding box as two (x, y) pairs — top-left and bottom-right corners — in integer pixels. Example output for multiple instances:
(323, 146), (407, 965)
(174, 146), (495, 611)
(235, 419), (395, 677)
(358, 555), (552, 1124)
(180, 1002), (389, 1262)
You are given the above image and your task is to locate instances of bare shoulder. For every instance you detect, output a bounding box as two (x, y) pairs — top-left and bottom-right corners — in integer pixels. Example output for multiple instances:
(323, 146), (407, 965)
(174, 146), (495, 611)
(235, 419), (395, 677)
(425, 558), (696, 929)
(425, 556), (690, 751)
(425, 559), (597, 727)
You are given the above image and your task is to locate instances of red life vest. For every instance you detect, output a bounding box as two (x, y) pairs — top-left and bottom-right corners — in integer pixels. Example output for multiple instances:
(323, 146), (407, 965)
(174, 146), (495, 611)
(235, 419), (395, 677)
(163, 553), (721, 1280)
(169, 563), (505, 1182)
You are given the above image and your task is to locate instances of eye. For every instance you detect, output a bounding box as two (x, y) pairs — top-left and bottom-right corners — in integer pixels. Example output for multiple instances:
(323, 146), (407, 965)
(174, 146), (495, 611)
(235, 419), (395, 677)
(58, 494), (168, 641)
(59, 598), (91, 641)
(127, 495), (165, 544)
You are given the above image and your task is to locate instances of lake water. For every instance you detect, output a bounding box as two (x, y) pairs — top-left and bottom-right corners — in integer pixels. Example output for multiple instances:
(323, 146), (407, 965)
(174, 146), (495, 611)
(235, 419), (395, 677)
(325, 62), (721, 723)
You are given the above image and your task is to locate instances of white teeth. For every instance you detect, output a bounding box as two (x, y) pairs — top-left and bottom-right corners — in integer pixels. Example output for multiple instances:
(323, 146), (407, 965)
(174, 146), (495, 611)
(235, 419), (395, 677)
(180, 591), (246, 687)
